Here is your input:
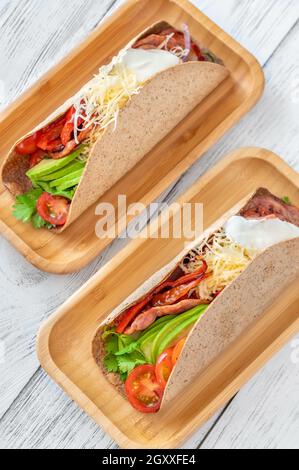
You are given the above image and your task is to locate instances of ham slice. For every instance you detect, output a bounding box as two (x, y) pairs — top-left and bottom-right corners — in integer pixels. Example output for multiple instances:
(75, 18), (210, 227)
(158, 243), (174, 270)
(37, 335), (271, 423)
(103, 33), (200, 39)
(240, 188), (299, 227)
(124, 298), (206, 335)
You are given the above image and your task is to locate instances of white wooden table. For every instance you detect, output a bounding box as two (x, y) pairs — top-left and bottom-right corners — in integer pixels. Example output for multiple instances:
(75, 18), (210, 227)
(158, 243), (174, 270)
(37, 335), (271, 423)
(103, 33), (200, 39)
(0, 0), (299, 450)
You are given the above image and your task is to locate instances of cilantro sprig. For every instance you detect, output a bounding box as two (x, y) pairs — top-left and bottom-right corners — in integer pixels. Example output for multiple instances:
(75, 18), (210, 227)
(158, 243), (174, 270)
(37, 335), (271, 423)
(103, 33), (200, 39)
(282, 196), (291, 205)
(103, 329), (147, 381)
(13, 188), (54, 229)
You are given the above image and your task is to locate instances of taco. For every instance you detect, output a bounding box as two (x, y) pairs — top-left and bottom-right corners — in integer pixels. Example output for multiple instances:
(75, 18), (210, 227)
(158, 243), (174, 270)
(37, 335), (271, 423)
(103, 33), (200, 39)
(1, 22), (228, 231)
(92, 188), (299, 413)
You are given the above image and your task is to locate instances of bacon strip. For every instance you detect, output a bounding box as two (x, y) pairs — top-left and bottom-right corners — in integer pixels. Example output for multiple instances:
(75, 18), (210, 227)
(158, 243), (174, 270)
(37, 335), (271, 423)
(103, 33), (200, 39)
(49, 140), (77, 159)
(124, 298), (206, 335)
(115, 260), (207, 334)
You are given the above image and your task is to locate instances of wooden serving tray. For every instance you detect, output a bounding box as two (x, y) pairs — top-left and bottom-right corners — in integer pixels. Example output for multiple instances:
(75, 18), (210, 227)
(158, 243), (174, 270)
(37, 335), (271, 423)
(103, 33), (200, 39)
(37, 147), (299, 449)
(0, 0), (264, 273)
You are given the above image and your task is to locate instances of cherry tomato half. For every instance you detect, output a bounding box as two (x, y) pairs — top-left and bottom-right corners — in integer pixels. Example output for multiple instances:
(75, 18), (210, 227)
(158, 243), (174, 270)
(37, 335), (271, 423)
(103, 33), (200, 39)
(155, 348), (174, 389)
(36, 192), (70, 226)
(172, 338), (186, 365)
(15, 133), (39, 155)
(125, 365), (163, 413)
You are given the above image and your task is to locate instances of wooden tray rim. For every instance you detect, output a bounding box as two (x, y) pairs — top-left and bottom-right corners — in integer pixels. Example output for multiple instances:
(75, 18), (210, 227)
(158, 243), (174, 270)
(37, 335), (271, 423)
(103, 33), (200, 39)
(37, 146), (299, 448)
(0, 0), (265, 274)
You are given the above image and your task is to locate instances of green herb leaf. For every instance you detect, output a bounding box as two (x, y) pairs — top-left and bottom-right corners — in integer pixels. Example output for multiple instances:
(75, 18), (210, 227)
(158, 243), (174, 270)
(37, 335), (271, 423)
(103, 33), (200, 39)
(115, 341), (139, 356)
(13, 202), (34, 223)
(105, 334), (119, 355)
(102, 328), (147, 378)
(31, 213), (46, 229)
(117, 354), (147, 375)
(12, 188), (55, 229)
(31, 213), (54, 230)
(102, 328), (116, 340)
(282, 196), (291, 204)
(104, 355), (119, 373)
(12, 188), (43, 223)
(117, 334), (136, 351)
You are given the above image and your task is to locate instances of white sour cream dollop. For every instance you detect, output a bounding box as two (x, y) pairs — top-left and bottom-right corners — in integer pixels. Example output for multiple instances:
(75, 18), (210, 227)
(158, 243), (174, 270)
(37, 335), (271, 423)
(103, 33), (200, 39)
(224, 216), (299, 250)
(122, 48), (180, 83)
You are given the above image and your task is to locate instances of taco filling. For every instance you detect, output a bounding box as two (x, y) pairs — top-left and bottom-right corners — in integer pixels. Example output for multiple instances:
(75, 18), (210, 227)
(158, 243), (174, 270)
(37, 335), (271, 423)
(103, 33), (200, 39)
(93, 188), (299, 413)
(9, 24), (223, 230)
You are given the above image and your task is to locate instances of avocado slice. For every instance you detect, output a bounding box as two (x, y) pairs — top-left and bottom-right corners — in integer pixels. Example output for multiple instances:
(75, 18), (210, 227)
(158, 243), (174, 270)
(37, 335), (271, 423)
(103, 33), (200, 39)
(115, 315), (176, 359)
(151, 305), (207, 362)
(56, 176), (82, 191)
(138, 316), (176, 362)
(154, 313), (204, 361)
(139, 330), (158, 362)
(138, 315), (176, 342)
(26, 145), (84, 180)
(49, 168), (84, 188)
(39, 161), (85, 181)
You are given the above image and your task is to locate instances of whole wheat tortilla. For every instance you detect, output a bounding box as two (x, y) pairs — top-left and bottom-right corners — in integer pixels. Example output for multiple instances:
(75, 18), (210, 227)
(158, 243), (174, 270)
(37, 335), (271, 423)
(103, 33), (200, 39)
(162, 236), (299, 405)
(94, 197), (248, 330)
(1, 21), (228, 232)
(91, 199), (244, 391)
(65, 61), (228, 229)
(91, 195), (299, 409)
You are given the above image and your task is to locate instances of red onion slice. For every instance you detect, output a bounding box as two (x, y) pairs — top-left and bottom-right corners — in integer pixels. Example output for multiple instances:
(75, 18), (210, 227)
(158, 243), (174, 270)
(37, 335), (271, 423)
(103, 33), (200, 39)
(182, 23), (191, 62)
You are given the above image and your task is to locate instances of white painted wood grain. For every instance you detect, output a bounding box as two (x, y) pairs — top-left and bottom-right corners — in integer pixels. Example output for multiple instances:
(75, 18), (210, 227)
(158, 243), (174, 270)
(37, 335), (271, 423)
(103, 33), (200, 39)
(0, 0), (123, 110)
(0, 0), (298, 449)
(201, 0), (299, 65)
(200, 338), (299, 449)
(0, 370), (117, 449)
(0, 366), (225, 449)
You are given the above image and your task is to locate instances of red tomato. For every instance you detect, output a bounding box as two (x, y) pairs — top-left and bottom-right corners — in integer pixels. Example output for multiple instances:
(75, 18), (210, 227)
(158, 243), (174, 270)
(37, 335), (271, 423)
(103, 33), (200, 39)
(115, 294), (152, 334)
(172, 338), (186, 365)
(43, 138), (63, 152)
(125, 365), (163, 413)
(61, 106), (76, 146)
(36, 193), (70, 226)
(155, 348), (174, 389)
(36, 116), (66, 150)
(29, 149), (47, 168)
(191, 43), (206, 61)
(15, 133), (39, 155)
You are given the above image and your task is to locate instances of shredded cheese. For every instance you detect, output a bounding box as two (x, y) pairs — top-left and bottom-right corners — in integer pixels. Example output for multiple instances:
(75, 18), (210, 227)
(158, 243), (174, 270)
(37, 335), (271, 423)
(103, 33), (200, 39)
(157, 33), (175, 50)
(71, 40), (185, 149)
(170, 46), (189, 59)
(180, 229), (260, 301)
(72, 54), (142, 144)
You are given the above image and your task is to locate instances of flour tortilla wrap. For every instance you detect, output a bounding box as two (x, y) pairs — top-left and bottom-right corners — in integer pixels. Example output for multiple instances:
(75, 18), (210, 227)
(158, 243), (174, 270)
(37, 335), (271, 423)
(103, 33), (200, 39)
(92, 195), (299, 407)
(1, 21), (228, 232)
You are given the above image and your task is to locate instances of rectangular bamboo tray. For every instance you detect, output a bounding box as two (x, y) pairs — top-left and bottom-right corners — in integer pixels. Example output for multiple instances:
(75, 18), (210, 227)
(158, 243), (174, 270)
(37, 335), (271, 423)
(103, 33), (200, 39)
(0, 0), (264, 273)
(37, 147), (299, 448)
